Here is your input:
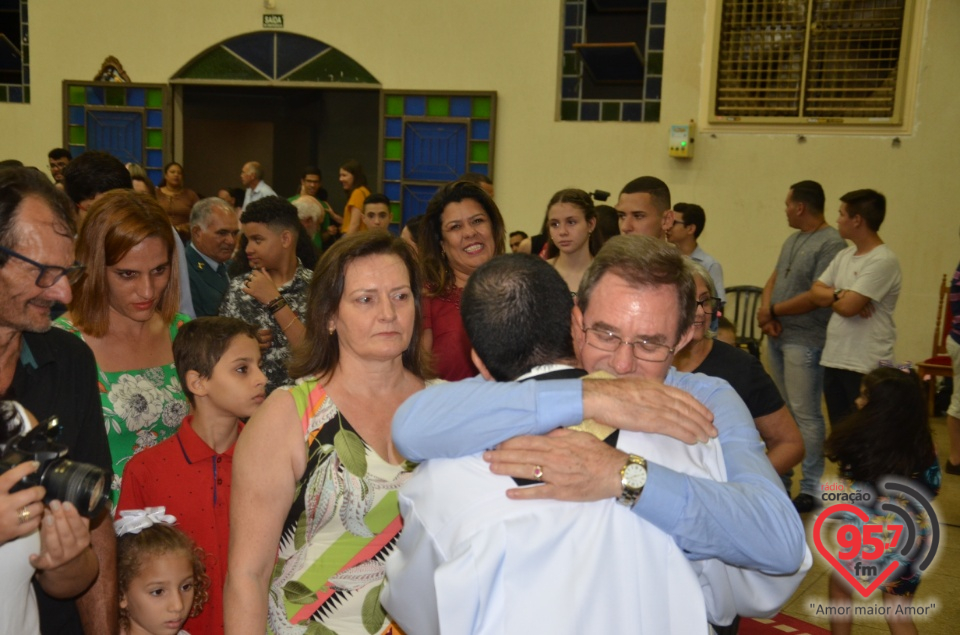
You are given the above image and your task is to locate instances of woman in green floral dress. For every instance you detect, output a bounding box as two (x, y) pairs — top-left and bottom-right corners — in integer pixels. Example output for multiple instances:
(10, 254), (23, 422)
(55, 190), (189, 504)
(226, 232), (427, 635)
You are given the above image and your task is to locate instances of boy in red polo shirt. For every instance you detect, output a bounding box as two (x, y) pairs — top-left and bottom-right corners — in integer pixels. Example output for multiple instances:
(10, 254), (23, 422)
(116, 317), (267, 635)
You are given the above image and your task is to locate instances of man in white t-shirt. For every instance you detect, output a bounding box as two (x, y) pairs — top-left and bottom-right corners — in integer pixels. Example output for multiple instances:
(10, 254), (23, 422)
(812, 189), (901, 424)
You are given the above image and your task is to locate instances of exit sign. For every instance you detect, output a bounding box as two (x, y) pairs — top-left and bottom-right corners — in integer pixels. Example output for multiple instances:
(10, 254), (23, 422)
(263, 14), (284, 29)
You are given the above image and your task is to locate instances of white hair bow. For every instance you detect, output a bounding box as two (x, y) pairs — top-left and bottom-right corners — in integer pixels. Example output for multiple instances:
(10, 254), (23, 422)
(114, 507), (177, 537)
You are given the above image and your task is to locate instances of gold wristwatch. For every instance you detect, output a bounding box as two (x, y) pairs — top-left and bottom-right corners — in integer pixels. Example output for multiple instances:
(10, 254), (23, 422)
(616, 454), (647, 508)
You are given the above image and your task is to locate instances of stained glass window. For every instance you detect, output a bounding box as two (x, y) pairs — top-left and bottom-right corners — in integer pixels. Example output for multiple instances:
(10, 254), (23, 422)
(0, 0), (28, 103)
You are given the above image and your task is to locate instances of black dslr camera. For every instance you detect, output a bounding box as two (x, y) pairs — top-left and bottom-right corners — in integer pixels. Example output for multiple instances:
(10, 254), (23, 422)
(0, 402), (109, 518)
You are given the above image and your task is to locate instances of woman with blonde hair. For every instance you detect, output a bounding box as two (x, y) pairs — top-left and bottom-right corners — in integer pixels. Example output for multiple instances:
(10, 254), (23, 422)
(55, 189), (190, 502)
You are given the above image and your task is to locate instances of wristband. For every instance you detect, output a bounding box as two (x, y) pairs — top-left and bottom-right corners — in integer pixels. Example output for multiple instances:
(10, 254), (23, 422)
(769, 304), (777, 319)
(268, 296), (287, 314)
(832, 288), (843, 303)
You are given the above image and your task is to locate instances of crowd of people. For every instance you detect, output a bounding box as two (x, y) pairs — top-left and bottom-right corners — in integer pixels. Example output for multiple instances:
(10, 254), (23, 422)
(0, 148), (954, 635)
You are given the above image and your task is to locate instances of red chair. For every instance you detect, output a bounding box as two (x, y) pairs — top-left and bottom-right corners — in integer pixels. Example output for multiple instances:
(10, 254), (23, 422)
(916, 274), (953, 416)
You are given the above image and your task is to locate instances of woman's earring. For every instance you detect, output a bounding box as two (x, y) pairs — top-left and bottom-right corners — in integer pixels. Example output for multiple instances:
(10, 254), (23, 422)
(328, 325), (335, 335)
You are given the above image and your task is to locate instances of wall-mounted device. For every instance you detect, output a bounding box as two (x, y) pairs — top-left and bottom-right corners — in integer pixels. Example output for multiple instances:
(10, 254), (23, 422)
(669, 121), (695, 159)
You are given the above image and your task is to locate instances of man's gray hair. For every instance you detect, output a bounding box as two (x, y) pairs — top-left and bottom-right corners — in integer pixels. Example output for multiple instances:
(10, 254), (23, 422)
(247, 161), (263, 179)
(190, 197), (235, 229)
(577, 235), (698, 344)
(293, 196), (322, 222)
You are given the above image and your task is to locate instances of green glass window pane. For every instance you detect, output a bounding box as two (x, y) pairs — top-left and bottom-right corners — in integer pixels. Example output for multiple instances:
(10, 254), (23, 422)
(146, 88), (163, 108)
(23, 87), (29, 104)
(390, 203), (401, 223)
(472, 97), (491, 119)
(283, 49), (377, 84)
(560, 100), (578, 121)
(68, 85), (85, 105)
(602, 102), (620, 121)
(647, 52), (663, 76)
(146, 129), (164, 148)
(178, 47), (264, 81)
(105, 87), (125, 106)
(69, 126), (86, 145)
(470, 141), (489, 163)
(384, 139), (402, 160)
(0, 87), (7, 103)
(644, 102), (661, 122)
(385, 95), (403, 116)
(562, 52), (579, 76)
(427, 97), (448, 117)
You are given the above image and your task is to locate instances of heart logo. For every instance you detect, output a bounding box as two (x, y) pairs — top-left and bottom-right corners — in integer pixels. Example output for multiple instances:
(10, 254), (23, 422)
(813, 503), (901, 598)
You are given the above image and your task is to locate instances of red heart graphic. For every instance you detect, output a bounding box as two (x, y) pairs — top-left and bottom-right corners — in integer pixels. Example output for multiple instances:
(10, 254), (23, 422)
(813, 503), (901, 598)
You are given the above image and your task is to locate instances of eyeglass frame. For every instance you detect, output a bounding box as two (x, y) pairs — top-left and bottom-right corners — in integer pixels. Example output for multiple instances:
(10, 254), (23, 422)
(580, 325), (679, 363)
(695, 296), (722, 315)
(0, 245), (85, 289)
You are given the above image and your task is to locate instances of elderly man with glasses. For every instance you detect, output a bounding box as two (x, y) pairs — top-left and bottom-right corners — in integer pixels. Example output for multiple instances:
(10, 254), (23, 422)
(0, 167), (117, 635)
(390, 235), (808, 628)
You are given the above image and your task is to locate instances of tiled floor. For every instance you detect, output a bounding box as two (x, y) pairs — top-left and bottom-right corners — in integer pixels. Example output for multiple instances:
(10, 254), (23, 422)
(778, 414), (959, 634)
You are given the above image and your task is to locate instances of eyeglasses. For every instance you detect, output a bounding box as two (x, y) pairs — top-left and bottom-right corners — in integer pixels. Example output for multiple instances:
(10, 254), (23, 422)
(581, 326), (677, 362)
(0, 246), (85, 288)
(695, 296), (722, 315)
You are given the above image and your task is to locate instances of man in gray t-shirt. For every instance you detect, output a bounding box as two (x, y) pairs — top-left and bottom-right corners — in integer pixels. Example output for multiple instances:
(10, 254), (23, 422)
(757, 181), (846, 514)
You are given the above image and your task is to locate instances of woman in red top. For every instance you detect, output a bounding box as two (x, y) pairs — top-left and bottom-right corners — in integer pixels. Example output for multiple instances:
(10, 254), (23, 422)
(417, 180), (506, 380)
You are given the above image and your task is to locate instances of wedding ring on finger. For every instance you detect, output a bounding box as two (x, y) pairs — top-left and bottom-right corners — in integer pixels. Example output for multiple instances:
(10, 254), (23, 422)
(533, 465), (544, 482)
(17, 506), (31, 525)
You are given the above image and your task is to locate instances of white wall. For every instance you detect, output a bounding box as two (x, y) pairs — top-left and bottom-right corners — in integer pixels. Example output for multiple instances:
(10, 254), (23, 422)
(3, 0), (958, 361)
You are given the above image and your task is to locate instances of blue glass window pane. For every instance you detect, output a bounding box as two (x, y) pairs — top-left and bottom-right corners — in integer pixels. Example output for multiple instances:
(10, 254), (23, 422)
(385, 117), (402, 138)
(622, 103), (643, 121)
(471, 120), (490, 141)
(649, 28), (665, 51)
(562, 77), (579, 99)
(127, 88), (146, 107)
(223, 32), (275, 78)
(146, 110), (163, 128)
(645, 77), (662, 100)
(467, 163), (488, 176)
(563, 28), (580, 51)
(9, 86), (22, 102)
(650, 2), (666, 26)
(85, 86), (104, 105)
(384, 182), (401, 201)
(69, 145), (85, 156)
(69, 106), (85, 126)
(147, 169), (163, 186)
(580, 102), (600, 121)
(86, 110), (143, 166)
(404, 96), (426, 116)
(146, 149), (163, 168)
(402, 184), (440, 224)
(276, 32), (330, 78)
(384, 160), (402, 181)
(403, 121), (467, 181)
(450, 97), (471, 117)
(564, 3), (581, 27)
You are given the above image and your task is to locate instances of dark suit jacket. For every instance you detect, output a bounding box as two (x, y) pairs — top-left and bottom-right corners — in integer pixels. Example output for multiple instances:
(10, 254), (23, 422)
(186, 243), (230, 317)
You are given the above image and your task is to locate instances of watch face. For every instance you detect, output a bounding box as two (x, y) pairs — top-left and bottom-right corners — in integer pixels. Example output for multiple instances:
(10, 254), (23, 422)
(624, 462), (647, 489)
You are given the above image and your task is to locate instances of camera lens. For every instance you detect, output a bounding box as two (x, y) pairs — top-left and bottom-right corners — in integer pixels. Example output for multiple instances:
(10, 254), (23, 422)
(42, 459), (110, 518)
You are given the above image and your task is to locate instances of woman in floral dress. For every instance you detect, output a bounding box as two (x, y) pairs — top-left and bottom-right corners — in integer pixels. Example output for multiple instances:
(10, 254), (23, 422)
(55, 190), (189, 503)
(226, 232), (427, 635)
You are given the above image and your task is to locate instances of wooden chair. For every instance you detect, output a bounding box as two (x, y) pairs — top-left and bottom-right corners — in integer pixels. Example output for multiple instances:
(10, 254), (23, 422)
(723, 285), (764, 359)
(916, 274), (953, 416)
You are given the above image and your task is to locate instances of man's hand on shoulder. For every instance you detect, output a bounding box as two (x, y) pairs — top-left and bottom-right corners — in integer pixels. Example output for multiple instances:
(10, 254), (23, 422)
(484, 429), (625, 502)
(582, 377), (716, 443)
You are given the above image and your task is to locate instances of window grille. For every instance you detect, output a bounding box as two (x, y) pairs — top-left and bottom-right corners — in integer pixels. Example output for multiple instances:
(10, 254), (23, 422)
(711, 0), (912, 125)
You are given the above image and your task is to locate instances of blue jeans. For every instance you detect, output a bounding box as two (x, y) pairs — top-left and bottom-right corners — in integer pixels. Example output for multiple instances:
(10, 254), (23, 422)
(767, 338), (826, 498)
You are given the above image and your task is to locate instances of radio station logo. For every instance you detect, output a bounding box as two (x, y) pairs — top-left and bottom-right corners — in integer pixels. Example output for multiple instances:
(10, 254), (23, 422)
(812, 477), (939, 599)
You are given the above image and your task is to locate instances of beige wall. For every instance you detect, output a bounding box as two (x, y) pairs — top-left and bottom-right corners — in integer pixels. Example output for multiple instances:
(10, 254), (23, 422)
(3, 0), (958, 361)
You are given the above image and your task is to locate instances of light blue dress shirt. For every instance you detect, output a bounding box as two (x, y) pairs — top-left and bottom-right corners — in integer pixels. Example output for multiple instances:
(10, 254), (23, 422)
(392, 367), (806, 574)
